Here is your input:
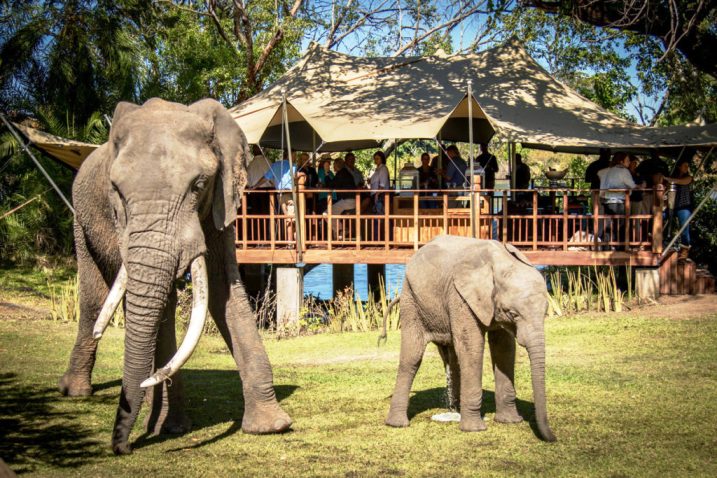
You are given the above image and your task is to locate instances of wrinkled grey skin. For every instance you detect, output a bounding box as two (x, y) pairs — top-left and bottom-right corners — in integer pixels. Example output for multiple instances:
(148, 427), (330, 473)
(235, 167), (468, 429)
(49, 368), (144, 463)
(58, 98), (291, 454)
(384, 235), (556, 442)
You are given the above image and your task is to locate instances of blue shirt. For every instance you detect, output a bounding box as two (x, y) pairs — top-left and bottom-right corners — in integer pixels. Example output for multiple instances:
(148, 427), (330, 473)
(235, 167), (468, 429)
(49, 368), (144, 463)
(445, 156), (468, 188)
(263, 160), (296, 190)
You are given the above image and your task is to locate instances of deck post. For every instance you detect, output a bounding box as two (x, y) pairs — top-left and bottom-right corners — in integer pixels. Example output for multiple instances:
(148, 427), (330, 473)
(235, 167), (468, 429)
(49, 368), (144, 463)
(276, 266), (304, 327)
(635, 267), (660, 302)
(652, 188), (663, 254)
(333, 264), (354, 298)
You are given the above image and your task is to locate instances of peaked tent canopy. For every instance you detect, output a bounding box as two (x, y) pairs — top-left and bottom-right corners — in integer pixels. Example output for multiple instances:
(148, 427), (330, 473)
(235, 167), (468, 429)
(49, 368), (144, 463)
(10, 122), (98, 169)
(230, 41), (717, 154)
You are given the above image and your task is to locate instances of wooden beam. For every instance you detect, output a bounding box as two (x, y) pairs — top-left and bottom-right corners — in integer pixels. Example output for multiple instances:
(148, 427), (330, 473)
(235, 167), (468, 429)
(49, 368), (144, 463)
(236, 248), (660, 266)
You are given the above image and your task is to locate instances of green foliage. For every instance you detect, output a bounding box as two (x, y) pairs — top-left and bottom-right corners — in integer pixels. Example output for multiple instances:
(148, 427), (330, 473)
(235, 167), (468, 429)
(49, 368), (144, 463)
(0, 109), (107, 265)
(501, 8), (636, 117)
(689, 176), (717, 274)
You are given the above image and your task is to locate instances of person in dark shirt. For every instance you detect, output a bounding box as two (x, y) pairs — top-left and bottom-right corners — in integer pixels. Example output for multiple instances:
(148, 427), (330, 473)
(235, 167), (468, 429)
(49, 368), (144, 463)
(326, 157), (357, 239)
(476, 143), (499, 190)
(585, 148), (611, 190)
(636, 151), (668, 187)
(297, 152), (319, 188)
(665, 158), (694, 259)
(515, 153), (531, 189)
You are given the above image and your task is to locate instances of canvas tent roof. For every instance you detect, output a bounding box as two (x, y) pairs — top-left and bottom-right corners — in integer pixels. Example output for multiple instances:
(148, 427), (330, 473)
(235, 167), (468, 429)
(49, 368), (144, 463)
(11, 122), (98, 169)
(230, 41), (717, 153)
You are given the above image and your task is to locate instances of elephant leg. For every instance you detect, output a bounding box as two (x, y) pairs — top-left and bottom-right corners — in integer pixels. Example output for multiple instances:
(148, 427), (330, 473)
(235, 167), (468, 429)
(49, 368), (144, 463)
(436, 344), (460, 411)
(386, 298), (426, 428)
(143, 288), (191, 436)
(452, 315), (487, 432)
(206, 236), (291, 434)
(59, 224), (108, 397)
(488, 328), (523, 424)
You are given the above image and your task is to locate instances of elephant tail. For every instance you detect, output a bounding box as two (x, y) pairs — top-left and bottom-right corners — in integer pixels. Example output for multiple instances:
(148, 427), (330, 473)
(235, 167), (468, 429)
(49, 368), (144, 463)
(377, 297), (400, 347)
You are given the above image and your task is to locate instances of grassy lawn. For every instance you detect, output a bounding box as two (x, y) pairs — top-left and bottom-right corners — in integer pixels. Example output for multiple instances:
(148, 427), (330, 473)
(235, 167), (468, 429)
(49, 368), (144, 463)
(1, 305), (717, 476)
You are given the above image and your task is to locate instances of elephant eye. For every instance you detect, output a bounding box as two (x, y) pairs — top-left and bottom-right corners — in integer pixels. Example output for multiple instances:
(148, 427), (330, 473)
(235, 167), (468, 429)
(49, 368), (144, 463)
(192, 176), (207, 193)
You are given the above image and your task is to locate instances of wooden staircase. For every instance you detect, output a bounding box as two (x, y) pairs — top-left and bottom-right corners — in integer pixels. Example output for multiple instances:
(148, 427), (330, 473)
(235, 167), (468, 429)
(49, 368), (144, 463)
(659, 250), (716, 295)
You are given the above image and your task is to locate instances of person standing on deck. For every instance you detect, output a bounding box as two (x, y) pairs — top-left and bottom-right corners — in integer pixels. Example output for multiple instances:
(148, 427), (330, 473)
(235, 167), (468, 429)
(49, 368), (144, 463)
(476, 143), (499, 190)
(599, 152), (638, 250)
(665, 158), (694, 260)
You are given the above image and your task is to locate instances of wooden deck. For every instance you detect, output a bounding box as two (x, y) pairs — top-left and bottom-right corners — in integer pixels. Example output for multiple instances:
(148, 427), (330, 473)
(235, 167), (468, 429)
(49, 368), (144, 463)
(235, 187), (664, 266)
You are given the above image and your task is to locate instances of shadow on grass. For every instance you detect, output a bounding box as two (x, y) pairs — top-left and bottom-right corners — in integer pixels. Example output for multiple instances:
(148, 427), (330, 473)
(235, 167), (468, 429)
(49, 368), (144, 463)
(409, 387), (542, 437)
(132, 369), (298, 451)
(0, 373), (102, 474)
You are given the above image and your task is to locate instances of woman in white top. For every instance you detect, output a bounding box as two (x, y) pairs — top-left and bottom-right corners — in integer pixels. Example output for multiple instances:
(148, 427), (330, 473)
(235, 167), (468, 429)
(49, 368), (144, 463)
(369, 150), (390, 213)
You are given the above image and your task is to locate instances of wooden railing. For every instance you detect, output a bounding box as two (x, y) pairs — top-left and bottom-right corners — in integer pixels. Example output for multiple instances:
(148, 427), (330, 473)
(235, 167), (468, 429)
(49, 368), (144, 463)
(235, 185), (665, 265)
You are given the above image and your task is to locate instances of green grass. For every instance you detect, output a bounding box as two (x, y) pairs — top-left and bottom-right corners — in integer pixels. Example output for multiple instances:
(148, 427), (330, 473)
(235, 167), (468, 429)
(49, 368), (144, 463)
(0, 264), (76, 304)
(1, 310), (717, 477)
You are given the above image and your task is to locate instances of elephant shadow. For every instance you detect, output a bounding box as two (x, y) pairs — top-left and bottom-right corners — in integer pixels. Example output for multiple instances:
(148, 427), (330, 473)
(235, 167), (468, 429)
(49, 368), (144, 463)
(408, 387), (542, 438)
(126, 369), (298, 451)
(0, 373), (102, 474)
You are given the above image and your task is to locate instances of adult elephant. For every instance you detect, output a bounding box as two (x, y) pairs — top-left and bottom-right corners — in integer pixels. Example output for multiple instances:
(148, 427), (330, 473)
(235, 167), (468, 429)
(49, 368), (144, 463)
(381, 235), (556, 442)
(58, 98), (291, 454)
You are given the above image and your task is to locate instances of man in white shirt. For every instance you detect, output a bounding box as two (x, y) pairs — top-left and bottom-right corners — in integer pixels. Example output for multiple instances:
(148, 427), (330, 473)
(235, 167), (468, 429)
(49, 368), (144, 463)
(599, 152), (637, 249)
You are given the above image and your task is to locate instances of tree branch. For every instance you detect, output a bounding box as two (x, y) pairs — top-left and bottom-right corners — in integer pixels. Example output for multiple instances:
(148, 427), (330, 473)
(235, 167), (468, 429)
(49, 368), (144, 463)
(392, 4), (483, 57)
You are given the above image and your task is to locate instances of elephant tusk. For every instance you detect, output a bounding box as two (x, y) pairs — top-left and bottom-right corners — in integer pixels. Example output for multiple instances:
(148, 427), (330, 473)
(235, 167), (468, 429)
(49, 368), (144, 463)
(93, 265), (128, 340)
(141, 255), (208, 389)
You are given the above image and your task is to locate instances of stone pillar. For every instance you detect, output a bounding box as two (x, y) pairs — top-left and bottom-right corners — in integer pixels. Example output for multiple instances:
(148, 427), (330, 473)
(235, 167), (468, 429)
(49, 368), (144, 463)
(276, 266), (304, 327)
(332, 264), (354, 297)
(635, 267), (660, 302)
(367, 264), (386, 299)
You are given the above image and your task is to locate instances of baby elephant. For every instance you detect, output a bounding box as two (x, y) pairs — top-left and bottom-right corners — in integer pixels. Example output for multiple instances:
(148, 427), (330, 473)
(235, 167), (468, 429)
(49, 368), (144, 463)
(380, 235), (556, 441)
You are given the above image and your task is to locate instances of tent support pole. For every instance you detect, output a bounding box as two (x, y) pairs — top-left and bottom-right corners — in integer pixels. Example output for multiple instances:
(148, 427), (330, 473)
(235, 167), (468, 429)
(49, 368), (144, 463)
(436, 135), (443, 189)
(508, 140), (515, 190)
(0, 114), (75, 214)
(393, 140), (398, 184)
(468, 81), (476, 238)
(281, 90), (304, 266)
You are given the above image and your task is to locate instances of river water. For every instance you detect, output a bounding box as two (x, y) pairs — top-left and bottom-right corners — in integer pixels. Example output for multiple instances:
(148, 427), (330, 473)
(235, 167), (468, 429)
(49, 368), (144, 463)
(304, 263), (406, 300)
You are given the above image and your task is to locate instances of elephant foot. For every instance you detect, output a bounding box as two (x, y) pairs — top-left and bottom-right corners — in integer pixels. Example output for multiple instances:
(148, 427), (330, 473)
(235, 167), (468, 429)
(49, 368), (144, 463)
(494, 410), (523, 424)
(58, 372), (92, 397)
(112, 441), (132, 455)
(459, 414), (487, 432)
(241, 402), (292, 435)
(385, 410), (410, 428)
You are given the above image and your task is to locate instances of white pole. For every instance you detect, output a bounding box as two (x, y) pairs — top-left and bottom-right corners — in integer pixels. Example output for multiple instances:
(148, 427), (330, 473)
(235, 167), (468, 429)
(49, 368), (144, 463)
(468, 80), (476, 238)
(281, 90), (304, 265)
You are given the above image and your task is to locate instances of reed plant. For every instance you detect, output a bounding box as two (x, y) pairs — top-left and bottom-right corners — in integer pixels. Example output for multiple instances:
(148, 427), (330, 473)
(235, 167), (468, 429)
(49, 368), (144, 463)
(49, 274), (124, 327)
(49, 275), (79, 322)
(548, 266), (631, 316)
(271, 277), (401, 337)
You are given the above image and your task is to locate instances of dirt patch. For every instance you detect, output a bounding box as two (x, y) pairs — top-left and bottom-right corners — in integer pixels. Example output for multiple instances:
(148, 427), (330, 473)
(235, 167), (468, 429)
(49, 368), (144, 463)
(632, 294), (717, 320)
(0, 301), (49, 321)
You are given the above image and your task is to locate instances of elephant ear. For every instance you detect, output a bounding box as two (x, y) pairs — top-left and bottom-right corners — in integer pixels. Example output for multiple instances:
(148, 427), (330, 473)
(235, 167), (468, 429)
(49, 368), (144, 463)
(503, 243), (533, 267)
(189, 99), (248, 231)
(453, 255), (495, 327)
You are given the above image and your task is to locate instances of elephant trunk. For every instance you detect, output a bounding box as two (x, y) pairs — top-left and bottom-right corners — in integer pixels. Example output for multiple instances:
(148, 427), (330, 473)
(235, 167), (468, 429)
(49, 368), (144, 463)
(525, 327), (557, 442)
(141, 255), (208, 388)
(111, 240), (176, 455)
